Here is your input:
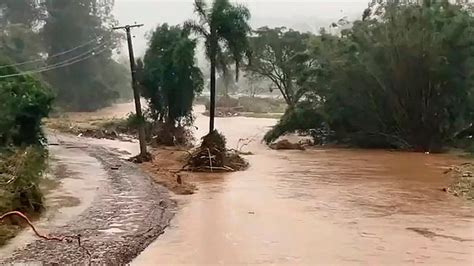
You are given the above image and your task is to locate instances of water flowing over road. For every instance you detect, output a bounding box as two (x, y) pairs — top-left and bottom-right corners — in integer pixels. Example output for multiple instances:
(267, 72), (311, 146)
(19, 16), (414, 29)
(132, 105), (473, 265)
(17, 102), (470, 265)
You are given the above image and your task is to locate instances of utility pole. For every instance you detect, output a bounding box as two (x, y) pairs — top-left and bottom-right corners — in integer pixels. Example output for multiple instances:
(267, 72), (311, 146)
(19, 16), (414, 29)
(113, 23), (148, 160)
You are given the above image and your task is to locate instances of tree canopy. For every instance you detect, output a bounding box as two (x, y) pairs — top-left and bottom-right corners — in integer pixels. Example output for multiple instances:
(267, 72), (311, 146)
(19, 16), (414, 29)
(185, 0), (251, 133)
(139, 23), (203, 125)
(262, 0), (474, 151)
(0, 0), (132, 112)
(247, 27), (315, 107)
(0, 62), (53, 146)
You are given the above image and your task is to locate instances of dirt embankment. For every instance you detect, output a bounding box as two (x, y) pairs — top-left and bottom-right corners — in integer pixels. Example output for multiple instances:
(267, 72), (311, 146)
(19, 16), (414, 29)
(140, 148), (197, 195)
(446, 162), (474, 201)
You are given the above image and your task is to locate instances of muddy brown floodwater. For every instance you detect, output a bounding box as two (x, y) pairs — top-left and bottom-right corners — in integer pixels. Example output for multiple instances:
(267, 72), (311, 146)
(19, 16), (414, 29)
(70, 103), (474, 265)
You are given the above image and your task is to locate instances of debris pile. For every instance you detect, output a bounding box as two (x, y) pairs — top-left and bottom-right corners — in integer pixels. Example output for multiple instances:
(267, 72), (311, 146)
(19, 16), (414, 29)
(184, 131), (249, 172)
(445, 162), (473, 200)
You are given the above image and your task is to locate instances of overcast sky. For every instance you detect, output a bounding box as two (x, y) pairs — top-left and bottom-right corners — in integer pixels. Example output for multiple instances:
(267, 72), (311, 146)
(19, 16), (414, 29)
(113, 0), (370, 56)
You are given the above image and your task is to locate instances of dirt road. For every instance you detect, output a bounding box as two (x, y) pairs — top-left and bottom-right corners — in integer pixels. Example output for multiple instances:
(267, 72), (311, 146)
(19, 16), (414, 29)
(0, 134), (175, 264)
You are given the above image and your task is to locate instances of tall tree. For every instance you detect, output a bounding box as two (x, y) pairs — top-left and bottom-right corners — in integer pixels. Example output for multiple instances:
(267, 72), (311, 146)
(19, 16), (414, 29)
(185, 0), (251, 134)
(41, 0), (126, 111)
(0, 0), (43, 65)
(139, 24), (203, 125)
(316, 0), (474, 151)
(0, 0), (42, 28)
(247, 27), (314, 109)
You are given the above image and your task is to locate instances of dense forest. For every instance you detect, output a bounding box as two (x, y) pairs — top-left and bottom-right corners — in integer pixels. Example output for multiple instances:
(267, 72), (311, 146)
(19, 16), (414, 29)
(0, 0), (131, 111)
(252, 0), (474, 152)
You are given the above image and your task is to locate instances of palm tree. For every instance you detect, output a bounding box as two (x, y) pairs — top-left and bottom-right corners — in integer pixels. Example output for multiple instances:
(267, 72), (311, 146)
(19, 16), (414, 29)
(185, 0), (251, 134)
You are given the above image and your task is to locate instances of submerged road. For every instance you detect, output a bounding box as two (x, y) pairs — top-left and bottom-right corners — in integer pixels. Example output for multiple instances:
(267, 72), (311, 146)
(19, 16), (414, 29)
(135, 105), (474, 265)
(1, 103), (472, 265)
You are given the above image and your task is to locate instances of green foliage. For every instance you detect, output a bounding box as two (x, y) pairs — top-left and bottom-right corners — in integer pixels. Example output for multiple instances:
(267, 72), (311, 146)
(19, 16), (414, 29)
(185, 0), (251, 133)
(263, 101), (325, 144)
(139, 24), (203, 125)
(247, 27), (314, 107)
(311, 0), (474, 151)
(0, 0), (43, 69)
(0, 24), (43, 67)
(0, 146), (46, 245)
(1, 0), (130, 111)
(41, 0), (127, 111)
(0, 64), (53, 146)
(0, 0), (41, 27)
(0, 147), (46, 214)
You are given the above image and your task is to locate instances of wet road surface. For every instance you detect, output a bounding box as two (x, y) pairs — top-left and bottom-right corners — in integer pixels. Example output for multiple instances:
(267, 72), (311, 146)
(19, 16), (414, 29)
(10, 102), (470, 265)
(0, 133), (175, 264)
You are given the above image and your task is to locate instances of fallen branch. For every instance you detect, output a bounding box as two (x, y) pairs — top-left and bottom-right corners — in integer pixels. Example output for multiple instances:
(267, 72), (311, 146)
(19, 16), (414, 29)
(207, 148), (213, 172)
(0, 211), (91, 263)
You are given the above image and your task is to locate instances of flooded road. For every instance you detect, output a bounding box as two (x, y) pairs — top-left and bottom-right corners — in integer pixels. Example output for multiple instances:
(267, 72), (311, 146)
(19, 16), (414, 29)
(62, 103), (474, 264)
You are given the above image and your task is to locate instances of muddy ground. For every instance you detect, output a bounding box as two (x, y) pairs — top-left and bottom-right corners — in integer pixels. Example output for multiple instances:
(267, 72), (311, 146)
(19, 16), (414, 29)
(0, 136), (176, 264)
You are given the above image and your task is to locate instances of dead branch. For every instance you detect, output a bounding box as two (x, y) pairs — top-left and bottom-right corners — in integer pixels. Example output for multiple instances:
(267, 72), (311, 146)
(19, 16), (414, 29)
(207, 148), (213, 172)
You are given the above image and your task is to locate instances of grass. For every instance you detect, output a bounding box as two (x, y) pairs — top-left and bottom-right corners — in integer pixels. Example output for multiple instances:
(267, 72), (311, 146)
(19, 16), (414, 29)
(0, 146), (47, 246)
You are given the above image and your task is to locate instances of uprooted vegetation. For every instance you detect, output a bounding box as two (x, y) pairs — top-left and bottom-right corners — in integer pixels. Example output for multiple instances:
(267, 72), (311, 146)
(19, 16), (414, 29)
(47, 113), (195, 148)
(446, 163), (474, 201)
(202, 95), (285, 118)
(0, 147), (47, 246)
(46, 114), (139, 142)
(184, 131), (249, 172)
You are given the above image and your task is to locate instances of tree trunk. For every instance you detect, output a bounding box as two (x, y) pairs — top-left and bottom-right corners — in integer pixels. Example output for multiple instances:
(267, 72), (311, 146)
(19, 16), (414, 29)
(209, 51), (217, 134)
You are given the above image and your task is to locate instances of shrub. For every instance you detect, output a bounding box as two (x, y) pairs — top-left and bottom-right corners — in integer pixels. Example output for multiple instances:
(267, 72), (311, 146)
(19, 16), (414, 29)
(264, 101), (326, 144)
(0, 64), (53, 146)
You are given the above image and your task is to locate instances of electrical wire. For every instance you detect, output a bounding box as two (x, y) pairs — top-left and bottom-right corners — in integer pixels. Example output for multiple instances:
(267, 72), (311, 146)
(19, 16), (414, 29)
(0, 36), (106, 69)
(40, 39), (112, 68)
(0, 45), (111, 79)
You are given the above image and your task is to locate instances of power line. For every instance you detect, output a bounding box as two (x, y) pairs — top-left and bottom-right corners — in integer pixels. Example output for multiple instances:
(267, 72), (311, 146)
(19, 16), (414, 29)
(0, 39), (112, 78)
(0, 46), (110, 79)
(0, 36), (106, 69)
(112, 23), (149, 159)
(41, 39), (112, 69)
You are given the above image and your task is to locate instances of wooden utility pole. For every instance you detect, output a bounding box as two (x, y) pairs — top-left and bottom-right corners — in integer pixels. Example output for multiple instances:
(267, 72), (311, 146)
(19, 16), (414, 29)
(113, 24), (148, 159)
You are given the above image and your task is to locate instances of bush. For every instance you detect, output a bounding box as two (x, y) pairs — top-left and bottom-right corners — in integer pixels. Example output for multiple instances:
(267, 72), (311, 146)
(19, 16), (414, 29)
(0, 64), (53, 146)
(264, 101), (326, 144)
(315, 1), (474, 152)
(0, 147), (46, 215)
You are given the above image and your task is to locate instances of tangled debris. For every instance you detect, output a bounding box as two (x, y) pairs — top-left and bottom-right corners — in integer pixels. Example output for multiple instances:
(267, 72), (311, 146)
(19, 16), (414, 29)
(184, 131), (249, 172)
(445, 162), (474, 201)
(269, 139), (305, 150)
